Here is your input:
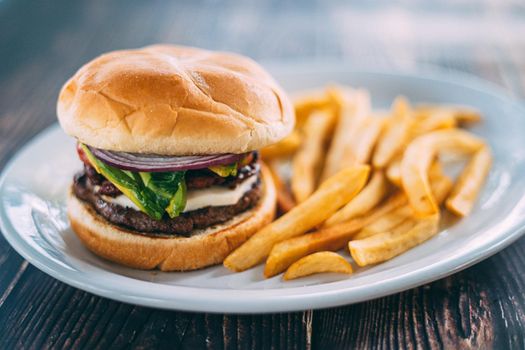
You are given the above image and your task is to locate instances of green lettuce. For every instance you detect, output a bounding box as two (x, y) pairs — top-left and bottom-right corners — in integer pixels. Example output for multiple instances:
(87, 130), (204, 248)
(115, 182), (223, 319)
(139, 171), (187, 218)
(166, 181), (186, 218)
(81, 144), (187, 220)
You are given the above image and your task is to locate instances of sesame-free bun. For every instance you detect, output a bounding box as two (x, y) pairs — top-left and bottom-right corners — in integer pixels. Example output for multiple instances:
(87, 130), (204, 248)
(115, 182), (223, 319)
(67, 164), (276, 271)
(57, 45), (294, 155)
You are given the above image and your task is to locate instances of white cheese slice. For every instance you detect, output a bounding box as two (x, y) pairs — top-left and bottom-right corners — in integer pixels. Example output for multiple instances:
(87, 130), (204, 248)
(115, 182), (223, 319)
(101, 175), (257, 213)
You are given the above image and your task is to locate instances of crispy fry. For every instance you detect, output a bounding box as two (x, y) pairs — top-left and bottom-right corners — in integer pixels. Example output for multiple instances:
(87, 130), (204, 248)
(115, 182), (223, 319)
(401, 129), (485, 217)
(264, 192), (406, 277)
(291, 110), (336, 202)
(293, 90), (332, 128)
(224, 166), (370, 272)
(322, 88), (371, 180)
(283, 252), (353, 280)
(372, 96), (413, 168)
(260, 131), (302, 160)
(349, 214), (440, 266)
(351, 117), (384, 165)
(386, 156), (402, 186)
(355, 164), (452, 240)
(265, 220), (363, 277)
(355, 205), (412, 239)
(415, 104), (482, 125)
(410, 111), (457, 137)
(324, 171), (388, 227)
(267, 160), (296, 214)
(446, 145), (492, 216)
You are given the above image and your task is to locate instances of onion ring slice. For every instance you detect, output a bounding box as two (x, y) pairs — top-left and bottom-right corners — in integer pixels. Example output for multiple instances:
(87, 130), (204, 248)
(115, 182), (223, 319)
(88, 146), (247, 172)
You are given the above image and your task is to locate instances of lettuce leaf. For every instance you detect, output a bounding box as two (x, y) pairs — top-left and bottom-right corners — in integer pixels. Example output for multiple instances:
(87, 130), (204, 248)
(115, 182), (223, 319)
(166, 181), (187, 218)
(81, 144), (187, 220)
(140, 171), (187, 218)
(80, 144), (166, 220)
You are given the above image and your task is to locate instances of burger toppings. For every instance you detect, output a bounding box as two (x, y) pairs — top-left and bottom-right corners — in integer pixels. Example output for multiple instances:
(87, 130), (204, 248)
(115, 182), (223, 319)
(208, 163), (238, 177)
(77, 144), (259, 223)
(88, 145), (248, 172)
(73, 172), (261, 236)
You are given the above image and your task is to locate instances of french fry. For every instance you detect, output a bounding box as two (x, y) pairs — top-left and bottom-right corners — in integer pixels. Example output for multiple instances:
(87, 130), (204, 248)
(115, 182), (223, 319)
(386, 156), (402, 186)
(410, 111), (457, 137)
(401, 129), (485, 217)
(291, 110), (336, 202)
(324, 171), (388, 227)
(267, 160), (296, 214)
(355, 164), (452, 240)
(355, 206), (412, 239)
(283, 252), (353, 280)
(321, 88), (371, 180)
(293, 90), (332, 128)
(349, 214), (440, 266)
(351, 117), (384, 164)
(372, 96), (413, 168)
(446, 145), (492, 216)
(264, 192), (406, 277)
(224, 166), (370, 272)
(415, 104), (482, 125)
(260, 131), (302, 160)
(265, 220), (363, 278)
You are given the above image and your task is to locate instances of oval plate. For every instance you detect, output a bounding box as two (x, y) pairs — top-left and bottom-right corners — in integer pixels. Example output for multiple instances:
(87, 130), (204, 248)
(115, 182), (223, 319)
(2, 66), (525, 313)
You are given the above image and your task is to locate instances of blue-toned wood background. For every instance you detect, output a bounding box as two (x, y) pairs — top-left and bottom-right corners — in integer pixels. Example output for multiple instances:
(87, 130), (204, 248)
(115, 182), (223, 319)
(0, 0), (524, 348)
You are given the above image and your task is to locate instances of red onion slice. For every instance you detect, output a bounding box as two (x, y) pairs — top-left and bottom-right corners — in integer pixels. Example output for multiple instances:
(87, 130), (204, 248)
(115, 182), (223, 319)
(88, 146), (247, 172)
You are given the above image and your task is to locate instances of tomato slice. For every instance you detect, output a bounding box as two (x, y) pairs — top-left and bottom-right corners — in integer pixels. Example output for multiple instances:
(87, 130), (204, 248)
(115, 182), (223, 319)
(76, 143), (91, 165)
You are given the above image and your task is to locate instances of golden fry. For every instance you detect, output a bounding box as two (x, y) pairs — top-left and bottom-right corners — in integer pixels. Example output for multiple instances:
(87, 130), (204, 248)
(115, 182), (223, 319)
(266, 219), (364, 278)
(446, 145), (492, 216)
(264, 192), (406, 277)
(322, 88), (371, 180)
(355, 166), (452, 240)
(260, 131), (302, 160)
(410, 110), (457, 138)
(415, 104), (482, 125)
(386, 156), (402, 186)
(324, 171), (388, 227)
(291, 110), (336, 203)
(349, 214), (440, 267)
(293, 90), (332, 128)
(283, 252), (353, 280)
(355, 205), (412, 239)
(224, 166), (370, 272)
(351, 117), (384, 165)
(401, 129), (485, 217)
(372, 96), (413, 168)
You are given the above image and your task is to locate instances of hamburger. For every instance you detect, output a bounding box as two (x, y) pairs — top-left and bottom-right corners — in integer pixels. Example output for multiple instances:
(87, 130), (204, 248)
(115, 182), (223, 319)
(57, 45), (294, 271)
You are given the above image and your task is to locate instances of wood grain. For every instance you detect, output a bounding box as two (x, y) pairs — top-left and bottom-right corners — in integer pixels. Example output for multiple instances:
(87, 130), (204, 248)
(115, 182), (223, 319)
(0, 0), (524, 348)
(312, 242), (525, 349)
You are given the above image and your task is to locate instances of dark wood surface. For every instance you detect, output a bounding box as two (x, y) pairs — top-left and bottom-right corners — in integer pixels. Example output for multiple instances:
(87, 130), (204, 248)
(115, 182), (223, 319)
(1, 1), (524, 348)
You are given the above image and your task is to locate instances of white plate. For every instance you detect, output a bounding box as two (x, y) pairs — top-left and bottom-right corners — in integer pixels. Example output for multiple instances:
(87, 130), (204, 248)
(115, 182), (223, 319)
(2, 66), (525, 313)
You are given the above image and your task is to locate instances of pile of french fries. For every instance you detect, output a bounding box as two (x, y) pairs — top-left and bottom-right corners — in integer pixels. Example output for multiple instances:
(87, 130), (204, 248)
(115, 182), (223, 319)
(225, 85), (492, 280)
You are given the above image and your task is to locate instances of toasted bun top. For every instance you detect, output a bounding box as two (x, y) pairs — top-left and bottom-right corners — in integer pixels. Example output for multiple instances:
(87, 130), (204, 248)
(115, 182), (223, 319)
(57, 45), (294, 155)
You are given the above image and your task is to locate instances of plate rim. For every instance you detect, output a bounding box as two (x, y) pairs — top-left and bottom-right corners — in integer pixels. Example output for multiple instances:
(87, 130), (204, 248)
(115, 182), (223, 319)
(2, 65), (525, 313)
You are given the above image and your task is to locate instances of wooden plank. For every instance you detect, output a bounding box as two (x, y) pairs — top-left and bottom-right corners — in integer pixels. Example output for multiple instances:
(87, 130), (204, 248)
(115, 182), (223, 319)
(312, 238), (525, 349)
(0, 265), (309, 349)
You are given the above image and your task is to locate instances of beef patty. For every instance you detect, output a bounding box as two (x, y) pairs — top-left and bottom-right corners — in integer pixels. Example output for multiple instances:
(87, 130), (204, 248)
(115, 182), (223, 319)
(73, 170), (261, 237)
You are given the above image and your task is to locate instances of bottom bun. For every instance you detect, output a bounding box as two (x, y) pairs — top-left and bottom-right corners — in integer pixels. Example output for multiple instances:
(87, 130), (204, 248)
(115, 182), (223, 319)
(68, 164), (276, 271)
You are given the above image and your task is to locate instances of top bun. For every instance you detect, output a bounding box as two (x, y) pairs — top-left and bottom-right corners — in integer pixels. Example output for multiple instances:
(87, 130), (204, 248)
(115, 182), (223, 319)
(57, 45), (294, 155)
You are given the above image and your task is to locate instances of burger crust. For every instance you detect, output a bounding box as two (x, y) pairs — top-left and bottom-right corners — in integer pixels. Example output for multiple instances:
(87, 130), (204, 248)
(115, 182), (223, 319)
(57, 45), (294, 155)
(67, 164), (276, 271)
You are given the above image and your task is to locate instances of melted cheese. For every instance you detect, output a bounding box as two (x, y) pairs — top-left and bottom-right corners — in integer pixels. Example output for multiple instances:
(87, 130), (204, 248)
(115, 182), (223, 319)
(101, 175), (257, 213)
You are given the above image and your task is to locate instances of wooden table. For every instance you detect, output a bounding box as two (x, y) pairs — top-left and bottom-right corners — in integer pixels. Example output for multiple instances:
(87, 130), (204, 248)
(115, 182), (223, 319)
(1, 1), (524, 348)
